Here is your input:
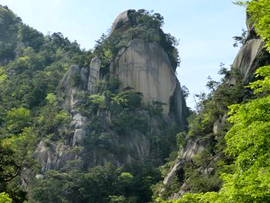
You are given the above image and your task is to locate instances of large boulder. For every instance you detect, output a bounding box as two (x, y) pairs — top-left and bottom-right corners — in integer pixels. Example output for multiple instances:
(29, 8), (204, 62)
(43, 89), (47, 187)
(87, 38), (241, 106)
(110, 10), (135, 34)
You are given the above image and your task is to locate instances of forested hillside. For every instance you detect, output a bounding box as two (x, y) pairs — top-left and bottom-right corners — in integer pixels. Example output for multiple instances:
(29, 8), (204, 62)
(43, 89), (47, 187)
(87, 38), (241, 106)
(0, 0), (270, 203)
(156, 0), (270, 202)
(0, 6), (188, 203)
(0, 5), (93, 202)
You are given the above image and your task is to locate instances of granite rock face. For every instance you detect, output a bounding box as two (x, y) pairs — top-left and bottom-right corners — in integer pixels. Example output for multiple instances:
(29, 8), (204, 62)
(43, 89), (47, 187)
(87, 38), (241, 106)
(163, 139), (205, 185)
(232, 14), (270, 83)
(232, 38), (264, 81)
(58, 64), (82, 109)
(88, 56), (101, 93)
(110, 10), (135, 34)
(33, 140), (79, 173)
(113, 39), (177, 114)
(33, 10), (188, 175)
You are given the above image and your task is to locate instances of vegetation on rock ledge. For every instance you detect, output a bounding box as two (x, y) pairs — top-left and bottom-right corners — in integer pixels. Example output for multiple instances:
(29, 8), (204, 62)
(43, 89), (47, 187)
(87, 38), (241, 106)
(157, 0), (270, 202)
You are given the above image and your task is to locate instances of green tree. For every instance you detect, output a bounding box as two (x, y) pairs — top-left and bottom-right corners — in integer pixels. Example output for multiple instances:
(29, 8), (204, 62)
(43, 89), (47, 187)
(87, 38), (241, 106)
(5, 107), (30, 134)
(157, 1), (270, 202)
(248, 0), (270, 52)
(0, 193), (12, 203)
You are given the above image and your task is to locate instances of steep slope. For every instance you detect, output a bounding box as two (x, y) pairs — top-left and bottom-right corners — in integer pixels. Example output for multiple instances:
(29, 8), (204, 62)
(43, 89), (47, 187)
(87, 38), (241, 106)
(0, 5), (90, 202)
(32, 9), (188, 172)
(157, 6), (270, 201)
(30, 9), (189, 203)
(0, 7), (189, 203)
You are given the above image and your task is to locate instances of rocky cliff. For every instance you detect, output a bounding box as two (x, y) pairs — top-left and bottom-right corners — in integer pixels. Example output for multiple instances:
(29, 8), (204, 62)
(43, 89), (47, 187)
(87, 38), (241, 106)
(0, 7), (191, 202)
(31, 9), (188, 178)
(231, 13), (270, 83)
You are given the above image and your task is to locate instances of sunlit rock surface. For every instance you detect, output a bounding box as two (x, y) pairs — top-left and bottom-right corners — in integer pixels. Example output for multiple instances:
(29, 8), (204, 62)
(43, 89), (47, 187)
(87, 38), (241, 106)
(113, 39), (177, 114)
(232, 38), (264, 80)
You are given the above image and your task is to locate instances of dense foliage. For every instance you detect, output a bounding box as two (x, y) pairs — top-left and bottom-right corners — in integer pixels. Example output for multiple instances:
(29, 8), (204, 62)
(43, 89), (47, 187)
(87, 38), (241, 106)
(158, 65), (270, 203)
(27, 161), (161, 203)
(248, 0), (270, 52)
(154, 63), (246, 200)
(0, 6), (184, 203)
(157, 0), (270, 202)
(3, 1), (268, 202)
(0, 5), (89, 202)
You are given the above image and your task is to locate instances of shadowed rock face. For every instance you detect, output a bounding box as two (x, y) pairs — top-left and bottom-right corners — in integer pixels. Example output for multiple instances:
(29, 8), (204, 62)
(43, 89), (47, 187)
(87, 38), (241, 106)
(232, 12), (270, 83)
(88, 56), (101, 93)
(163, 139), (205, 186)
(113, 39), (177, 114)
(110, 10), (135, 34)
(232, 38), (264, 81)
(58, 64), (86, 109)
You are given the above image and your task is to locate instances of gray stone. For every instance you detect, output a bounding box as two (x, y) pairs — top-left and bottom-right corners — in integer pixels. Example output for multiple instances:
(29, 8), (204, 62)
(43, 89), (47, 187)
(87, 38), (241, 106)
(163, 139), (205, 186)
(33, 140), (79, 173)
(110, 10), (135, 34)
(35, 174), (44, 179)
(70, 88), (84, 109)
(58, 65), (81, 109)
(170, 79), (187, 129)
(114, 39), (177, 114)
(33, 141), (54, 172)
(72, 129), (85, 146)
(226, 77), (237, 86)
(232, 38), (264, 81)
(180, 139), (205, 160)
(70, 113), (86, 129)
(80, 67), (89, 89)
(88, 57), (101, 93)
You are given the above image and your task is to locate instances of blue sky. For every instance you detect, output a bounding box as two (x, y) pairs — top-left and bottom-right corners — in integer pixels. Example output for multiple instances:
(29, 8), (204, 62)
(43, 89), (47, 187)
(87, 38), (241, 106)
(0, 0), (246, 109)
